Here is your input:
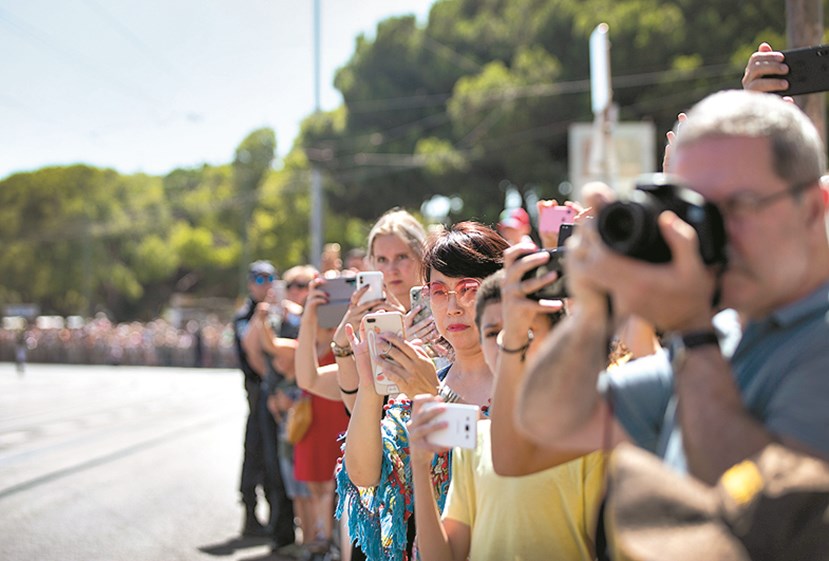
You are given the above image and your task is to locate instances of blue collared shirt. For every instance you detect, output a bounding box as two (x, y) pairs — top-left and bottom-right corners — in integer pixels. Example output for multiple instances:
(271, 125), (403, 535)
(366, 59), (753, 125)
(603, 281), (829, 472)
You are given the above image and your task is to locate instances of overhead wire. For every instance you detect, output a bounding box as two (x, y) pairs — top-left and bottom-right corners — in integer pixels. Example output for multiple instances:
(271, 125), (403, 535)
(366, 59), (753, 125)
(306, 60), (738, 170)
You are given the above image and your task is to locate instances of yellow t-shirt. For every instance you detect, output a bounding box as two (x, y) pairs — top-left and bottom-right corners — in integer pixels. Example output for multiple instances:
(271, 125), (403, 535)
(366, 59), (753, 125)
(443, 419), (604, 561)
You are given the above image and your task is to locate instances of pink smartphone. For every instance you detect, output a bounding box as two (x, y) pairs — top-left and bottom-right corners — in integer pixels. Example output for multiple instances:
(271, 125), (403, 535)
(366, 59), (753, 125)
(363, 311), (405, 395)
(538, 205), (576, 234)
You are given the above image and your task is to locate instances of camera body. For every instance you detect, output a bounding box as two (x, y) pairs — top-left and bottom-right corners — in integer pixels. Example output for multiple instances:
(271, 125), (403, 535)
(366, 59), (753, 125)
(597, 174), (727, 265)
(523, 248), (568, 300)
(522, 221), (575, 300)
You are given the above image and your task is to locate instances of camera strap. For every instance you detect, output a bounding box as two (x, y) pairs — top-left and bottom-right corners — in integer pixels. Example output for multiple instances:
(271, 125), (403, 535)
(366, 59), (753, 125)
(711, 263), (727, 308)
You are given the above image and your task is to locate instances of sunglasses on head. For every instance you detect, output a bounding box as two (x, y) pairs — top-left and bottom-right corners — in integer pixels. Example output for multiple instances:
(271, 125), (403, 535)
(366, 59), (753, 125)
(425, 278), (481, 308)
(252, 274), (274, 285)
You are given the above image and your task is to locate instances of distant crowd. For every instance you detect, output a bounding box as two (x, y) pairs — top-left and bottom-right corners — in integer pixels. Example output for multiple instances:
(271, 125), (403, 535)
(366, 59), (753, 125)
(0, 314), (238, 368)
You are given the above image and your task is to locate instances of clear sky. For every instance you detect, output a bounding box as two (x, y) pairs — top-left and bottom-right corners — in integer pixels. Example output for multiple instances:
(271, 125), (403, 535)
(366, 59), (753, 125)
(0, 0), (435, 180)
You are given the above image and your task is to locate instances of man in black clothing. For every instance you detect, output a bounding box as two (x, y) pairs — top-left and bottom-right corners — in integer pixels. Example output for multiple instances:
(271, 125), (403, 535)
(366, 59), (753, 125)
(233, 260), (294, 544)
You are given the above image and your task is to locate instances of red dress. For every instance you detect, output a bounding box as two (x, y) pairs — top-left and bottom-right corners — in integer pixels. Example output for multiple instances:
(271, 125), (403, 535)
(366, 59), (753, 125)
(293, 351), (350, 482)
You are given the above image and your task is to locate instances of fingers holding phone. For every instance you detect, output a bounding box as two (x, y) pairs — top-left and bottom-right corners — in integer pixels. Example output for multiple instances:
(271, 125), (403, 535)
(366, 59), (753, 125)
(408, 395), (451, 463)
(405, 285), (439, 346)
(363, 311), (406, 395)
(408, 395), (478, 467)
(409, 396), (478, 453)
(374, 331), (439, 397)
(743, 42), (789, 93)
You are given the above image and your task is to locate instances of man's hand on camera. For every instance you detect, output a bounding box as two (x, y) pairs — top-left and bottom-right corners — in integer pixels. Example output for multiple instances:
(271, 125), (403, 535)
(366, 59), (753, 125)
(568, 211), (717, 332)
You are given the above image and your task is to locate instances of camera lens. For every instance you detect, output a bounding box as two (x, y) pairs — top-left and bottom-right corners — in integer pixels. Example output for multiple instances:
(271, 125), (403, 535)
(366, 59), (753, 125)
(598, 202), (652, 256)
(601, 206), (635, 242)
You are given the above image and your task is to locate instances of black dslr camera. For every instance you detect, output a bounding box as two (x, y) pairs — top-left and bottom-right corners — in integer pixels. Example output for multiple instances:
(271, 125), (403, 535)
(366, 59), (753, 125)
(596, 174), (727, 266)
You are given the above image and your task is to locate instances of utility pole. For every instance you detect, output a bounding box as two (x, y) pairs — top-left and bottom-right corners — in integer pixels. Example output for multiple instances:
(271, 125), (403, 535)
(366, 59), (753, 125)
(309, 0), (323, 269)
(588, 23), (616, 189)
(787, 0), (826, 142)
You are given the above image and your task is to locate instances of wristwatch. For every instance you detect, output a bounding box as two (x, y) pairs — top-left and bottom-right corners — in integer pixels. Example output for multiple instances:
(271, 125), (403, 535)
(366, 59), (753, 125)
(668, 330), (719, 372)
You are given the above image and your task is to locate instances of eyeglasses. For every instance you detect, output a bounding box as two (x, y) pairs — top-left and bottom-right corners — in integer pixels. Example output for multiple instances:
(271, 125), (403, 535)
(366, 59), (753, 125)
(425, 278), (481, 308)
(287, 281), (309, 290)
(718, 179), (818, 219)
(252, 274), (274, 285)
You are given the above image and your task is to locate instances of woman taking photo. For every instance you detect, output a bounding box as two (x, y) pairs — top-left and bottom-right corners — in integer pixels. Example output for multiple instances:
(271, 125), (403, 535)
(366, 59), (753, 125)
(336, 222), (509, 561)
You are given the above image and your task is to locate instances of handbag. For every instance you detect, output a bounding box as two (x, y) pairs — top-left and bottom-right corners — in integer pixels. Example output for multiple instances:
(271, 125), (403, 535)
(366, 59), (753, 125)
(285, 394), (312, 445)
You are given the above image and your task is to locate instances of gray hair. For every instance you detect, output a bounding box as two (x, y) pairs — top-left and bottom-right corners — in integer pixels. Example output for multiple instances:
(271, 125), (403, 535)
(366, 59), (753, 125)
(675, 90), (826, 186)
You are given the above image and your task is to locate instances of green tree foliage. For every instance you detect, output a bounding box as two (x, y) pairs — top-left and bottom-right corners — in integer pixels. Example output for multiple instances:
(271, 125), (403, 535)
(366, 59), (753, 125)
(297, 0), (824, 224)
(0, 129), (290, 319)
(2, 0), (825, 321)
(0, 165), (172, 318)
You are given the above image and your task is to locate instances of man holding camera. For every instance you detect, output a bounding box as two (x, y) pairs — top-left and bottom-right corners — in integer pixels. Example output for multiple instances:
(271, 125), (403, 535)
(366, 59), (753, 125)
(515, 89), (829, 485)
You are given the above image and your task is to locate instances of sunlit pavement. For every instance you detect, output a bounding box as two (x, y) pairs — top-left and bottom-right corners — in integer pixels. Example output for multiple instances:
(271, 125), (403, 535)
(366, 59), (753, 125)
(0, 362), (299, 561)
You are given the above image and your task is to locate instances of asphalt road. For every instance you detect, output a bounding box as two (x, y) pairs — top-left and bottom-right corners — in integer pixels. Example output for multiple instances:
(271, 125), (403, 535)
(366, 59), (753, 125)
(0, 362), (290, 561)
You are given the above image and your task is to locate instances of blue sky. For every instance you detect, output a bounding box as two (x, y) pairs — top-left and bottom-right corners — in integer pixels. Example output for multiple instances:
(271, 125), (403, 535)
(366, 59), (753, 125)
(0, 0), (435, 180)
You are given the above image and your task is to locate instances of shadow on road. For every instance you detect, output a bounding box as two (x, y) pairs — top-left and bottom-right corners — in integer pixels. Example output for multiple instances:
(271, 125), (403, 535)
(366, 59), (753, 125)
(198, 534), (271, 556)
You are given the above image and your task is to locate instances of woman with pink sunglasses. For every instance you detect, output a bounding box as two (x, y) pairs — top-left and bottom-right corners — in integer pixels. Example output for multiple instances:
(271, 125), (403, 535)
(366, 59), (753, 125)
(336, 222), (509, 561)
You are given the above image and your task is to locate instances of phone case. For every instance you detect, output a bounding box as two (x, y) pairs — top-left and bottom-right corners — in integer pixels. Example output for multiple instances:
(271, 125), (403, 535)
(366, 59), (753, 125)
(557, 223), (575, 247)
(357, 271), (384, 304)
(317, 276), (357, 329)
(778, 45), (829, 96)
(539, 205), (576, 234)
(422, 402), (479, 449)
(409, 286), (432, 325)
(363, 311), (405, 395)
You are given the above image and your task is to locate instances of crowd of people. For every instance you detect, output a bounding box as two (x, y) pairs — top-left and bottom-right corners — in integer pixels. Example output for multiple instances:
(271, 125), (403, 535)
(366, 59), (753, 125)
(5, 42), (828, 561)
(226, 43), (829, 561)
(0, 314), (237, 368)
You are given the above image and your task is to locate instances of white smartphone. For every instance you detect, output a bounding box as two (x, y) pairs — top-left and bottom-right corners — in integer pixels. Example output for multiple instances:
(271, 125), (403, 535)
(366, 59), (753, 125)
(363, 310), (405, 395)
(356, 271), (384, 305)
(421, 402), (479, 449)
